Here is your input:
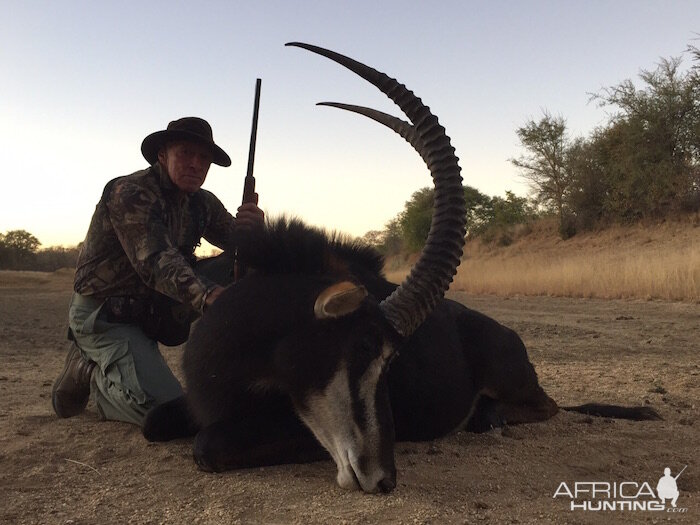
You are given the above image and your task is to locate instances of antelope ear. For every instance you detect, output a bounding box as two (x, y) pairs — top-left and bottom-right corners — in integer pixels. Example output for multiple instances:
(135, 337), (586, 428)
(314, 281), (368, 319)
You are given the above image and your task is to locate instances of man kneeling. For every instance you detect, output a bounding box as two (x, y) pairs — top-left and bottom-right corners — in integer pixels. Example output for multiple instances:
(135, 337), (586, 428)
(52, 117), (263, 425)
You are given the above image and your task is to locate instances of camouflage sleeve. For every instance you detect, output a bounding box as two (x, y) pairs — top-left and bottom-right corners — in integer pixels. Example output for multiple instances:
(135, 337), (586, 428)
(107, 180), (211, 312)
(200, 190), (237, 251)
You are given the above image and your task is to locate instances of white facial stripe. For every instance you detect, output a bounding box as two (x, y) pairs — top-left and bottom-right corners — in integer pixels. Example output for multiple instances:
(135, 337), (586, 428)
(296, 343), (395, 492)
(352, 342), (393, 491)
(357, 351), (384, 443)
(296, 364), (355, 472)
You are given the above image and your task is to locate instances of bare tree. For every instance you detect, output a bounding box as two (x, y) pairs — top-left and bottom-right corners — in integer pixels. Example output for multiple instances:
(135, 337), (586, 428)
(510, 111), (571, 229)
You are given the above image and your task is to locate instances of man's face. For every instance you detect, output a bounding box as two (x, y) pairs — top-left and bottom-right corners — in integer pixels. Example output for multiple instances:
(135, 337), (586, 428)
(159, 141), (213, 193)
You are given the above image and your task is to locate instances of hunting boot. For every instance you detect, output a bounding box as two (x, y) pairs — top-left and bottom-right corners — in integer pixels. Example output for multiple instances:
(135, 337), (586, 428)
(52, 342), (96, 418)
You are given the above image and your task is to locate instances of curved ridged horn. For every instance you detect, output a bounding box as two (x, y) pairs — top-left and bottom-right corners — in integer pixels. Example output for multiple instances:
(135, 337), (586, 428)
(317, 102), (428, 164)
(287, 42), (466, 337)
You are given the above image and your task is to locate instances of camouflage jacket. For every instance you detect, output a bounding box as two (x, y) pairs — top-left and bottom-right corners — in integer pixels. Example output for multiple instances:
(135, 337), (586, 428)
(74, 164), (236, 313)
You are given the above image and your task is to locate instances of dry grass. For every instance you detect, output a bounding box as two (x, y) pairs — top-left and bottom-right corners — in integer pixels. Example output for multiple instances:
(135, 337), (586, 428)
(387, 218), (700, 302)
(3, 219), (698, 302)
(454, 244), (699, 301)
(0, 268), (74, 291)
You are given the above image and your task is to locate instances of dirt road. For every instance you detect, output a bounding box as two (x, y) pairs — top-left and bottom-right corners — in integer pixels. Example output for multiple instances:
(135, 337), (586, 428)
(0, 271), (697, 524)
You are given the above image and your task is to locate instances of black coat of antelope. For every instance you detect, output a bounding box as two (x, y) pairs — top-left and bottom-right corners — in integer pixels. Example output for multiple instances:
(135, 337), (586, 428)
(143, 43), (660, 494)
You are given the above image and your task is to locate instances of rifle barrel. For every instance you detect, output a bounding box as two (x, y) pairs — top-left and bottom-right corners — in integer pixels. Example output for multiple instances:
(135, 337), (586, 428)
(246, 78), (262, 180)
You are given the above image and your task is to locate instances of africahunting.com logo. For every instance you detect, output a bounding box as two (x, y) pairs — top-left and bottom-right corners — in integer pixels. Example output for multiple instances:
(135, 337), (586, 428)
(553, 466), (688, 513)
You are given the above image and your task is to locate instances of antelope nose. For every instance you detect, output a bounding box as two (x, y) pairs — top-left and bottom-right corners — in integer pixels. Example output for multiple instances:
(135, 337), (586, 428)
(378, 475), (396, 493)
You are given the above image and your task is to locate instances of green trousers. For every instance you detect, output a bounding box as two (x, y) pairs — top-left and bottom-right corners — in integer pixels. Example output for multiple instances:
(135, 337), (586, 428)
(68, 293), (184, 426)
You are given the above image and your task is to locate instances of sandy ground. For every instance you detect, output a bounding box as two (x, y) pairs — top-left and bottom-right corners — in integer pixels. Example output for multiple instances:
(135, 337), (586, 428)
(0, 270), (697, 524)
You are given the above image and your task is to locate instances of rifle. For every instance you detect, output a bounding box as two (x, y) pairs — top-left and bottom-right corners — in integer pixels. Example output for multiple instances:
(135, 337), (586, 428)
(242, 78), (262, 205)
(234, 78), (262, 281)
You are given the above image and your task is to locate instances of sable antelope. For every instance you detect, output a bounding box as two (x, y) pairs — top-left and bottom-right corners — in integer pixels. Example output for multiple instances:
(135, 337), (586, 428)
(143, 43), (660, 494)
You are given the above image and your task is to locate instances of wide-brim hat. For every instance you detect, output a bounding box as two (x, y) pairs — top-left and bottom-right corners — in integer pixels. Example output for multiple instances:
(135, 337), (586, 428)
(141, 116), (231, 167)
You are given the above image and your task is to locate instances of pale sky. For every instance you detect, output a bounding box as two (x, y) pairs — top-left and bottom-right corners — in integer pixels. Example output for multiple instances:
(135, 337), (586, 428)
(1, 0), (698, 248)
